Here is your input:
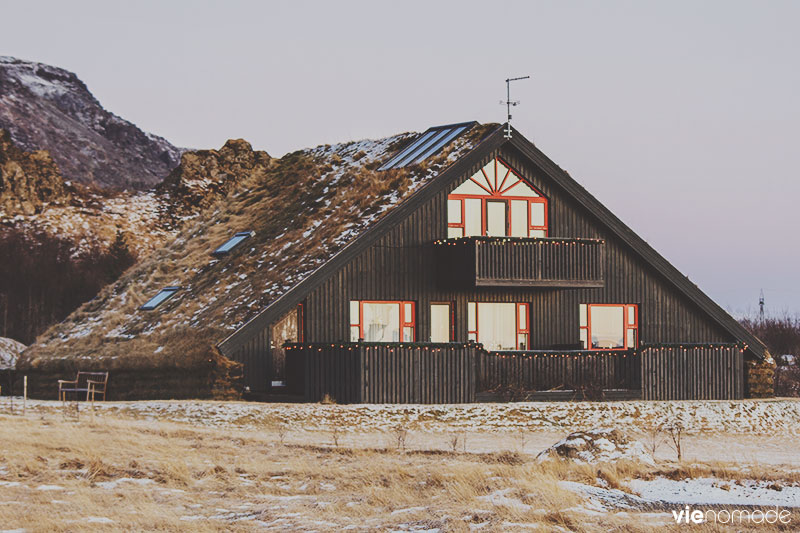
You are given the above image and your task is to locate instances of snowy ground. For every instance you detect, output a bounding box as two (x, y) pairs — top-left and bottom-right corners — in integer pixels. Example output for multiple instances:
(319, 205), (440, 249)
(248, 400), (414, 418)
(6, 397), (798, 434)
(1, 398), (798, 531)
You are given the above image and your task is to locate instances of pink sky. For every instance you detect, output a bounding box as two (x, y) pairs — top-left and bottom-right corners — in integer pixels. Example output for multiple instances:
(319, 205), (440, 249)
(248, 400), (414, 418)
(2, 0), (798, 315)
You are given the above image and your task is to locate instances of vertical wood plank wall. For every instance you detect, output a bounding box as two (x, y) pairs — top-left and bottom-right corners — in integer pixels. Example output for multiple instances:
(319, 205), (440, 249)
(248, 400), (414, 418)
(230, 329), (269, 393)
(294, 344), (477, 404)
(641, 346), (744, 400)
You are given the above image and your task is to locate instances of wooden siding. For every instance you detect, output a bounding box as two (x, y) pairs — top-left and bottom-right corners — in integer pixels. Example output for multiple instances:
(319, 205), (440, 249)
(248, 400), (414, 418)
(437, 237), (604, 288)
(641, 345), (744, 400)
(477, 350), (640, 392)
(289, 343), (477, 404)
(229, 329), (270, 392)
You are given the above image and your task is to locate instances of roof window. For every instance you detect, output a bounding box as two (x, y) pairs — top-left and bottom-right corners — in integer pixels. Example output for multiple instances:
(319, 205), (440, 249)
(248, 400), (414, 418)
(140, 287), (180, 310)
(379, 122), (475, 170)
(212, 231), (254, 256)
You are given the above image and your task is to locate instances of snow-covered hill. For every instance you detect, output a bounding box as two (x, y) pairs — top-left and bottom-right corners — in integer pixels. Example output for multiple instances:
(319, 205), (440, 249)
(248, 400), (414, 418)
(0, 56), (182, 190)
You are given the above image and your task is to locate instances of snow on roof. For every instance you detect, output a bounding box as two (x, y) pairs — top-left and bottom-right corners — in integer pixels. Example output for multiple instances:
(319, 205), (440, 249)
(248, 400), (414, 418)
(0, 337), (25, 370)
(21, 123), (498, 370)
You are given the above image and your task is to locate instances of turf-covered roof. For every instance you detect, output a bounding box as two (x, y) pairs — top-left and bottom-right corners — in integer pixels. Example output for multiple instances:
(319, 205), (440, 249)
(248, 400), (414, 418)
(21, 122), (497, 371)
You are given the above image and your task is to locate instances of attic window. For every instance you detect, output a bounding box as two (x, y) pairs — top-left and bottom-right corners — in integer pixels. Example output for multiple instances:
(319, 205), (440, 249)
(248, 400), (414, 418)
(448, 157), (548, 238)
(212, 231), (254, 256)
(379, 122), (475, 170)
(140, 287), (180, 311)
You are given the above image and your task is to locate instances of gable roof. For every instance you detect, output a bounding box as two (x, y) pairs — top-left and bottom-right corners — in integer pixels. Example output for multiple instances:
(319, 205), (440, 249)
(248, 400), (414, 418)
(221, 124), (767, 360)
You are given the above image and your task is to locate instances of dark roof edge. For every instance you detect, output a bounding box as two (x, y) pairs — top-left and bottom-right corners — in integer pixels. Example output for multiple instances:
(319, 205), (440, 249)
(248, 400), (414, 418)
(506, 126), (767, 359)
(218, 123), (507, 355)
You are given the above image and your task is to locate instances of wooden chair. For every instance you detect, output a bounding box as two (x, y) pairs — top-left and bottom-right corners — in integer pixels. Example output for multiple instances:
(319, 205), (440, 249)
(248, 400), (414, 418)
(58, 372), (109, 402)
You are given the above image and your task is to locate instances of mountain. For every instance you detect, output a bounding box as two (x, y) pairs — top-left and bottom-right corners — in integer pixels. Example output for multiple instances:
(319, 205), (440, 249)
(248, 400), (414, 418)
(0, 129), (270, 344)
(0, 56), (182, 190)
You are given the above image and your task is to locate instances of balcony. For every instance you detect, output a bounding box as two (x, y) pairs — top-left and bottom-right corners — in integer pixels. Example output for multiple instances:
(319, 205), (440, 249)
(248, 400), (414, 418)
(435, 236), (605, 288)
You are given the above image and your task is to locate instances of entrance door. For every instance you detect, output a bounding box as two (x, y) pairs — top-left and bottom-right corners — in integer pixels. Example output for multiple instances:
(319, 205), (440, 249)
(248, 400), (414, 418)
(270, 306), (301, 386)
(486, 200), (507, 236)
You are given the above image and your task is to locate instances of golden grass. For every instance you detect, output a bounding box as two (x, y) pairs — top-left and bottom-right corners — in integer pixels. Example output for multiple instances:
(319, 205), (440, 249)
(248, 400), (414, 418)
(0, 407), (795, 532)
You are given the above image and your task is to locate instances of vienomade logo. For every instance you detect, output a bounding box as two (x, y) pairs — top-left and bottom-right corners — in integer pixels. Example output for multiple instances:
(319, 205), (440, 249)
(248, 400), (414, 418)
(671, 505), (792, 525)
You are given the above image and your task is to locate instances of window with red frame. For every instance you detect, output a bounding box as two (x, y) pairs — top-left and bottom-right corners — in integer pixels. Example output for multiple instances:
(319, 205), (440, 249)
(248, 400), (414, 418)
(447, 157), (547, 238)
(467, 302), (529, 350)
(349, 301), (415, 342)
(579, 304), (638, 350)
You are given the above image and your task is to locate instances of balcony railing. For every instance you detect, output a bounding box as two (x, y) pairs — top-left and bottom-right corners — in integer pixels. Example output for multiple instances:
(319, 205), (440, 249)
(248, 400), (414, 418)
(476, 349), (641, 395)
(435, 236), (605, 288)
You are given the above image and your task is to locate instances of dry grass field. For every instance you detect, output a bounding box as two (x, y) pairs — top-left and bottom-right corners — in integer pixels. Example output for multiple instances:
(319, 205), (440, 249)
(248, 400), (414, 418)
(1, 399), (799, 532)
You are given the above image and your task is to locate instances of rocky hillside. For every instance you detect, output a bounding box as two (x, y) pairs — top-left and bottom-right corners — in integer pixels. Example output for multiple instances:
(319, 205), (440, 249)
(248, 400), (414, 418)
(0, 131), (270, 345)
(0, 56), (182, 190)
(158, 139), (272, 221)
(0, 129), (69, 215)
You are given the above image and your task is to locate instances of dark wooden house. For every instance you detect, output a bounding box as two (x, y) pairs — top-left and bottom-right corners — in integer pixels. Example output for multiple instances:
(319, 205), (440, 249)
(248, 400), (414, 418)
(23, 121), (767, 401)
(218, 122), (766, 402)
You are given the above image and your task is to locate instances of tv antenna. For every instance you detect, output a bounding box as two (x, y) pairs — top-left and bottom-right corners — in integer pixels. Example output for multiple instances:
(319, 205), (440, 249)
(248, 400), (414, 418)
(501, 75), (530, 138)
(759, 289), (765, 321)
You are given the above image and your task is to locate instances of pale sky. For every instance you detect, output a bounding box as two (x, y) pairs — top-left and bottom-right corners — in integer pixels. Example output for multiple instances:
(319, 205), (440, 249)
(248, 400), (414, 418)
(2, 0), (798, 316)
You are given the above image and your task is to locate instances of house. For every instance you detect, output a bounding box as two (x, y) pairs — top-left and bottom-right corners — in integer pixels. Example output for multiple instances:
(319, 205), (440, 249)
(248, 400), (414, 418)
(20, 122), (769, 402)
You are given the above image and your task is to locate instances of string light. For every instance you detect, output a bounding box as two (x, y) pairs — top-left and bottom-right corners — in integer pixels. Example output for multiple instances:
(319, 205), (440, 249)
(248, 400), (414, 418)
(285, 341), (747, 357)
(433, 236), (604, 246)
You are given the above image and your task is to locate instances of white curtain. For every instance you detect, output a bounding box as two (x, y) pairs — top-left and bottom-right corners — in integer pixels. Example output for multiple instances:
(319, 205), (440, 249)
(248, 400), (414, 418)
(590, 306), (624, 348)
(430, 304), (450, 342)
(477, 303), (516, 350)
(362, 303), (400, 342)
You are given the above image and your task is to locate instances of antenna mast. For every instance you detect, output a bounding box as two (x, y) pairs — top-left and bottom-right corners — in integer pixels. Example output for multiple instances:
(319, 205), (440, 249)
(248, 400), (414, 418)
(503, 75), (530, 139)
(759, 289), (765, 321)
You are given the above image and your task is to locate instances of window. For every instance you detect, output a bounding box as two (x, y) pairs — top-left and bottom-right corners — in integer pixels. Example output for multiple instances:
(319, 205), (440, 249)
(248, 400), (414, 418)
(350, 301), (415, 342)
(140, 287), (180, 310)
(579, 304), (638, 350)
(467, 302), (529, 351)
(212, 231), (254, 256)
(379, 122), (475, 170)
(430, 303), (453, 342)
(447, 157), (547, 238)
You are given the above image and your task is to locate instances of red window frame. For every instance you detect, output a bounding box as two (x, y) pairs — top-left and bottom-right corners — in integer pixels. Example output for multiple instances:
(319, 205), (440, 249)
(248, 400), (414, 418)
(430, 301), (454, 342)
(349, 300), (416, 342)
(297, 302), (304, 343)
(447, 157), (548, 238)
(467, 301), (530, 350)
(579, 303), (638, 350)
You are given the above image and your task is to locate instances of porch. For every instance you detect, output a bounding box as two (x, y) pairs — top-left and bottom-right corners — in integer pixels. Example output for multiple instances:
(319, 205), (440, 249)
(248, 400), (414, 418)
(283, 342), (643, 403)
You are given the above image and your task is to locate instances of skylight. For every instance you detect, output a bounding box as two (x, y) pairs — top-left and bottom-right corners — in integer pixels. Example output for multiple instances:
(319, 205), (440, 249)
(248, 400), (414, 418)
(140, 287), (180, 311)
(212, 231), (254, 256)
(379, 122), (475, 171)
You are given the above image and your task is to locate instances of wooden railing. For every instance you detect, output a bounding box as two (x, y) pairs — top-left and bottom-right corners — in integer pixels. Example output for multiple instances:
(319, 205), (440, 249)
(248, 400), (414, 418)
(285, 342), (479, 404)
(476, 349), (641, 397)
(435, 237), (605, 288)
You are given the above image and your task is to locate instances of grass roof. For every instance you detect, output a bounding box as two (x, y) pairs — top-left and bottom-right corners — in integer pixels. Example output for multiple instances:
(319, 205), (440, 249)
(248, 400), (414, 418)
(20, 123), (498, 372)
